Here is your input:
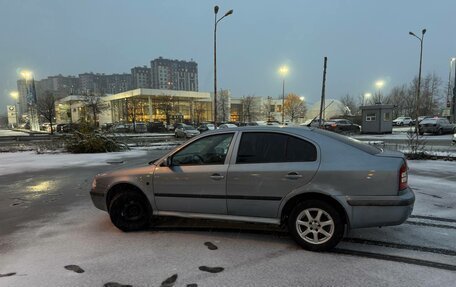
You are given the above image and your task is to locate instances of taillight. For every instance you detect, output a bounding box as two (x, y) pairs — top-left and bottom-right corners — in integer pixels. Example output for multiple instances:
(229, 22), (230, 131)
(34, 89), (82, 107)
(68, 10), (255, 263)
(399, 161), (408, 191)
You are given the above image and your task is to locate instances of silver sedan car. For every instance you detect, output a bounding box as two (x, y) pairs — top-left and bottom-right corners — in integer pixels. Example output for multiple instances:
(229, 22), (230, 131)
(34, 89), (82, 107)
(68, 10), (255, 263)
(90, 127), (414, 251)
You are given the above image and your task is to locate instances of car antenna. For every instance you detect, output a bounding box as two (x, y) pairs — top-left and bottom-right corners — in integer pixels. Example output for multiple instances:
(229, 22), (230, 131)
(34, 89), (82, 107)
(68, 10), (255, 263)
(307, 100), (334, 127)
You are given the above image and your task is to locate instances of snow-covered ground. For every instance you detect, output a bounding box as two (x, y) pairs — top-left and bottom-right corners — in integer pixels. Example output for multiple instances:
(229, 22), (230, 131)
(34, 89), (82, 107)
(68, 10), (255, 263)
(0, 129), (30, 137)
(0, 151), (455, 286)
(0, 150), (148, 176)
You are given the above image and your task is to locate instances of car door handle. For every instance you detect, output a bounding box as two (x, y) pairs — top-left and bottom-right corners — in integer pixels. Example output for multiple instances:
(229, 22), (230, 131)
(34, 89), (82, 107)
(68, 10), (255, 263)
(285, 172), (302, 179)
(210, 174), (225, 180)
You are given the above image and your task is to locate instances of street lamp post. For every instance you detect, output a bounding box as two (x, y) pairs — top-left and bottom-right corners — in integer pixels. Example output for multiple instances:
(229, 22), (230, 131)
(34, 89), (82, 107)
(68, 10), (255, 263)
(409, 28), (426, 137)
(448, 58), (456, 121)
(279, 65), (288, 124)
(213, 5), (233, 125)
(9, 91), (19, 128)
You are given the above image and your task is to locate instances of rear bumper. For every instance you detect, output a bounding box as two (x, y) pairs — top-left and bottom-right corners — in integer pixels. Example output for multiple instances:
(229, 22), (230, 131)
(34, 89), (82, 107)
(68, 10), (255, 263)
(346, 188), (415, 229)
(90, 190), (108, 211)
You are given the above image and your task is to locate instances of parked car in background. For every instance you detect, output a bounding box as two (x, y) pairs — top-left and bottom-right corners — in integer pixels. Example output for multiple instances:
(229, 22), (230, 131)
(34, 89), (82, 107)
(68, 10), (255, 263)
(239, 122), (259, 127)
(112, 123), (131, 133)
(91, 126), (414, 251)
(393, 117), (413, 126)
(323, 119), (361, 134)
(218, 123), (238, 129)
(131, 122), (147, 133)
(419, 117), (456, 135)
(101, 123), (114, 132)
(147, 122), (166, 133)
(175, 124), (200, 138)
(301, 118), (325, 127)
(197, 123), (216, 133)
(417, 116), (432, 123)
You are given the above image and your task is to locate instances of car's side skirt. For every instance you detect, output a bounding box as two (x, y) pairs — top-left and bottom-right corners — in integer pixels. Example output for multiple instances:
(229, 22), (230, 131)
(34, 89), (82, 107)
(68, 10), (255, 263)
(154, 210), (281, 225)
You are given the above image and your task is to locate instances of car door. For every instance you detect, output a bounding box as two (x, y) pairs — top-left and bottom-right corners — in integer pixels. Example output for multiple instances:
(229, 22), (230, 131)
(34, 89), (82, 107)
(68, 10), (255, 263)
(226, 131), (320, 218)
(153, 132), (236, 214)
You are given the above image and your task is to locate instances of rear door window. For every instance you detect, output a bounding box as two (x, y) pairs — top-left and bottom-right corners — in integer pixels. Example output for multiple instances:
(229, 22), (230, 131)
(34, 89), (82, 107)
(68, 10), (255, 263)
(236, 132), (317, 164)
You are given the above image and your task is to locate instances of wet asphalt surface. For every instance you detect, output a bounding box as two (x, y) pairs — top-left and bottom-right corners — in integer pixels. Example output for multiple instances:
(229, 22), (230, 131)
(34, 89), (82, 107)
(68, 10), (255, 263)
(0, 150), (167, 238)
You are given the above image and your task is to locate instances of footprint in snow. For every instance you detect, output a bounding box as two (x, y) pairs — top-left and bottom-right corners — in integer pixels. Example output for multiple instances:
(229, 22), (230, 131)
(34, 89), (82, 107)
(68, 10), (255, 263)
(199, 266), (224, 273)
(104, 282), (132, 287)
(0, 272), (16, 278)
(160, 274), (178, 287)
(204, 241), (218, 250)
(64, 265), (84, 273)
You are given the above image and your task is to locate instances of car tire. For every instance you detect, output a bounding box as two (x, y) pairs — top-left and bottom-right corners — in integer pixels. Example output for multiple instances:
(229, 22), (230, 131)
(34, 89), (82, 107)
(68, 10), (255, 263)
(109, 190), (151, 232)
(437, 129), (443, 135)
(419, 131), (424, 136)
(288, 200), (344, 251)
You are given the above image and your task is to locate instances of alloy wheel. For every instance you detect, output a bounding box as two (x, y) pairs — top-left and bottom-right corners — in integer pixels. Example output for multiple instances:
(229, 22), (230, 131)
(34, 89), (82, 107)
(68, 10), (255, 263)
(295, 208), (335, 245)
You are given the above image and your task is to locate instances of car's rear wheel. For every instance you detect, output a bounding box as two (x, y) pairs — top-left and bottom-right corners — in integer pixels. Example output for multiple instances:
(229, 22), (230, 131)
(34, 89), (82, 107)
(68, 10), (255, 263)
(288, 200), (344, 251)
(109, 190), (151, 232)
(437, 128), (443, 135)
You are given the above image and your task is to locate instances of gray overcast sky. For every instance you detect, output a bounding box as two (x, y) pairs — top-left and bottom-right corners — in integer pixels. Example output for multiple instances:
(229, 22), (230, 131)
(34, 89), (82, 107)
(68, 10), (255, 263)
(1, 0), (455, 112)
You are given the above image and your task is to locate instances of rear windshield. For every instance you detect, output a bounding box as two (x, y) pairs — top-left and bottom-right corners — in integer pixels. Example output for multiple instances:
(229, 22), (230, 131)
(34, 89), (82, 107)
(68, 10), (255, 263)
(312, 128), (381, 155)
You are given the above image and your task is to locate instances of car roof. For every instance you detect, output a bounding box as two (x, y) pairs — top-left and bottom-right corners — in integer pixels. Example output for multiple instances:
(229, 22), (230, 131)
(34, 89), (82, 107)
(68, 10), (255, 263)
(207, 126), (312, 134)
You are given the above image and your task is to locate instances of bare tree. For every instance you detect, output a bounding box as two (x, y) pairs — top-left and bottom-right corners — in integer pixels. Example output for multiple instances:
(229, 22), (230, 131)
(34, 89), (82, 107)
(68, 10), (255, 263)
(157, 96), (176, 125)
(126, 97), (143, 132)
(194, 102), (207, 125)
(81, 92), (109, 128)
(36, 91), (56, 134)
(217, 90), (230, 122)
(262, 96), (275, 121)
(340, 94), (358, 116)
(241, 95), (258, 122)
(284, 93), (307, 122)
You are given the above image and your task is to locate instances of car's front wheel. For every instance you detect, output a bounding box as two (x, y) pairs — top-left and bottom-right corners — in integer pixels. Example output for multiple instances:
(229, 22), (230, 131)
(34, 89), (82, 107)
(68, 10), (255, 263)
(288, 200), (344, 251)
(109, 190), (151, 232)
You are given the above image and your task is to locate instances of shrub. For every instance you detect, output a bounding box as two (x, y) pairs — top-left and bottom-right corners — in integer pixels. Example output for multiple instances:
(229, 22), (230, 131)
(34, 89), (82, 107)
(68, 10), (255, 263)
(65, 120), (128, 153)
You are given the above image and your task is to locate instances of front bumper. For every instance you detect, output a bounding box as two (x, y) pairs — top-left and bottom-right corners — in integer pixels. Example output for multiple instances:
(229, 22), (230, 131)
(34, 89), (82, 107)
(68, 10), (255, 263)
(90, 190), (108, 211)
(345, 187), (415, 229)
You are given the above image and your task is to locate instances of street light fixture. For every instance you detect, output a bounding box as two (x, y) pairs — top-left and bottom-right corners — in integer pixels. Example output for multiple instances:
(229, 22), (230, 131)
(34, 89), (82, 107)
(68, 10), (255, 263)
(409, 28), (426, 137)
(213, 5), (233, 125)
(363, 92), (372, 106)
(279, 65), (289, 124)
(10, 91), (19, 100)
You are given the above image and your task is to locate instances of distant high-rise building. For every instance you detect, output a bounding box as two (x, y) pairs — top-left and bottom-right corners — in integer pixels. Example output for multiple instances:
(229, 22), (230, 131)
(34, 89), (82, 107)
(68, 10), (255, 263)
(37, 75), (79, 98)
(104, 73), (132, 94)
(150, 57), (198, 91)
(78, 73), (131, 94)
(16, 79), (28, 118)
(131, 66), (151, 89)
